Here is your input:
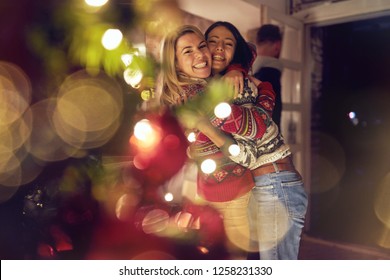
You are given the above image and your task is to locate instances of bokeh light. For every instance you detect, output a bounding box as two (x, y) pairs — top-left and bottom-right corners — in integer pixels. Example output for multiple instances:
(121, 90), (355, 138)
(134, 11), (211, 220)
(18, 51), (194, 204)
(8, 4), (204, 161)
(0, 61), (31, 126)
(187, 131), (196, 143)
(140, 89), (153, 101)
(27, 98), (78, 162)
(121, 54), (134, 67)
(52, 70), (123, 149)
(310, 132), (346, 193)
(214, 102), (231, 119)
(101, 28), (123, 50)
(228, 144), (240, 157)
(200, 159), (216, 174)
(133, 43), (147, 56)
(348, 111), (359, 126)
(115, 193), (141, 222)
(133, 119), (161, 150)
(374, 172), (390, 229)
(174, 211), (194, 229)
(129, 110), (188, 190)
(197, 246), (209, 254)
(124, 68), (143, 88)
(133, 119), (153, 141)
(0, 61), (44, 193)
(85, 0), (109, 8)
(164, 192), (173, 202)
(142, 209), (170, 234)
(246, 198), (290, 252)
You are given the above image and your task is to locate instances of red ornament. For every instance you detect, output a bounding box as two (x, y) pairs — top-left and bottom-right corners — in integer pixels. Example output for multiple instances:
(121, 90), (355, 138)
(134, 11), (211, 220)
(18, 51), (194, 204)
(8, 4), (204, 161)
(129, 109), (188, 197)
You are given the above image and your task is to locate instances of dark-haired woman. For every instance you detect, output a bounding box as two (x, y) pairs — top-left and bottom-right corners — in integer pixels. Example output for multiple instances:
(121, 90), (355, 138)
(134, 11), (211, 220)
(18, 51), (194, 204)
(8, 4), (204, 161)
(204, 21), (308, 260)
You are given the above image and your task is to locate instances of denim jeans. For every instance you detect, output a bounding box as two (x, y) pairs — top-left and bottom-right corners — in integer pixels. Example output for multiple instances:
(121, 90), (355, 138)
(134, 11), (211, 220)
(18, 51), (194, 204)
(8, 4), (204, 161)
(210, 192), (251, 259)
(249, 170), (308, 260)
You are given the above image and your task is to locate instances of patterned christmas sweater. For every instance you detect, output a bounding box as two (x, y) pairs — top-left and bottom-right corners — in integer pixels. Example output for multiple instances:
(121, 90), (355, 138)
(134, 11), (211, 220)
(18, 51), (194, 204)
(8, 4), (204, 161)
(179, 78), (276, 202)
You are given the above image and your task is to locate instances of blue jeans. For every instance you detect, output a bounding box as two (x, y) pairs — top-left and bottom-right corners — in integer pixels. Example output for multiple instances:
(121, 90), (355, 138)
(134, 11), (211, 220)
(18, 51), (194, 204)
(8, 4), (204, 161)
(249, 170), (308, 260)
(210, 192), (251, 259)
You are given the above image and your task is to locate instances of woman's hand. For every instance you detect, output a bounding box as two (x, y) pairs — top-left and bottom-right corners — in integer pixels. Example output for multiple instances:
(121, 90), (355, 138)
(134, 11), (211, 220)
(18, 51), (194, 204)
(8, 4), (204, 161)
(248, 75), (262, 87)
(222, 70), (244, 98)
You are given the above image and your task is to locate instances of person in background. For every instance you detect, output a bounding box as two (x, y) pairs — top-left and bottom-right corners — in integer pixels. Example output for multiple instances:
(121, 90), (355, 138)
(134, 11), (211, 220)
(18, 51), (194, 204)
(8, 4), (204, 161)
(252, 24), (283, 131)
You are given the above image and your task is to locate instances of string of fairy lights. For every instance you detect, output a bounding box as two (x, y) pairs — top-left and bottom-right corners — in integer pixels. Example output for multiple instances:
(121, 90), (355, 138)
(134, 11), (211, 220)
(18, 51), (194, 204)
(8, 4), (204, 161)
(81, 0), (240, 180)
(1, 1), (245, 253)
(0, 0), (241, 201)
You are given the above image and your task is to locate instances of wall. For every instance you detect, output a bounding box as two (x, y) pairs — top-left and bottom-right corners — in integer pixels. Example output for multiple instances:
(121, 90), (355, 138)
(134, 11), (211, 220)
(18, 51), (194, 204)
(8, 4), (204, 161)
(145, 11), (214, 61)
(242, 0), (287, 13)
(178, 0), (262, 37)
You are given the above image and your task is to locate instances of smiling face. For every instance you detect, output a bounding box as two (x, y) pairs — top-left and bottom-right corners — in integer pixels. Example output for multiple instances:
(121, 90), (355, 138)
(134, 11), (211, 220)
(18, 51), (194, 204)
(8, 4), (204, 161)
(175, 32), (212, 79)
(206, 26), (237, 75)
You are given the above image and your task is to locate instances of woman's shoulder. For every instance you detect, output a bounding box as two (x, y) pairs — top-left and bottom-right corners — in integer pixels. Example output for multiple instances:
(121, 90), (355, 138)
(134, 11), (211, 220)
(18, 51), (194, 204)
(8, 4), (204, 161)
(180, 82), (207, 100)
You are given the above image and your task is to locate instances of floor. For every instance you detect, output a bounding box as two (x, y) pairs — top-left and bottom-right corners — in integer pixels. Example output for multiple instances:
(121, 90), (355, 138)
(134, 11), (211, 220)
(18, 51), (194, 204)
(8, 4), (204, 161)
(298, 234), (390, 260)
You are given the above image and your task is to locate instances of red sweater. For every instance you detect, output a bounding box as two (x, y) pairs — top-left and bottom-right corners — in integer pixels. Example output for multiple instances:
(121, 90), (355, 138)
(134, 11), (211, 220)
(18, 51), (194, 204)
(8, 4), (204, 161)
(181, 81), (275, 202)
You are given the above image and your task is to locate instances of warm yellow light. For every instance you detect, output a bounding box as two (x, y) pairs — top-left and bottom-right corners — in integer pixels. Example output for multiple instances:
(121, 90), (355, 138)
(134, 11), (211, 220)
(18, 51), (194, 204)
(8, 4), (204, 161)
(121, 54), (134, 67)
(101, 29), (123, 50)
(132, 119), (161, 150)
(85, 0), (109, 8)
(133, 119), (153, 141)
(197, 246), (209, 254)
(133, 44), (147, 56)
(123, 68), (143, 88)
(214, 102), (231, 119)
(140, 90), (152, 101)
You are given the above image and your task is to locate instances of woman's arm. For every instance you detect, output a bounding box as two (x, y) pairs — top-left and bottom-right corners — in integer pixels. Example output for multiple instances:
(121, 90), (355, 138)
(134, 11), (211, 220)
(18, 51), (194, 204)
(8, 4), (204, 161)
(253, 79), (276, 117)
(221, 69), (244, 98)
(207, 79), (277, 168)
(175, 107), (237, 158)
(208, 80), (276, 136)
(195, 118), (236, 149)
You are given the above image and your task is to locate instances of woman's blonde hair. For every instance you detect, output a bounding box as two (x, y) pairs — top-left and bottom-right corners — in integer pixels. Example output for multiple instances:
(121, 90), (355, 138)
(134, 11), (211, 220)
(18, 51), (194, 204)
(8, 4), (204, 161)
(160, 25), (206, 106)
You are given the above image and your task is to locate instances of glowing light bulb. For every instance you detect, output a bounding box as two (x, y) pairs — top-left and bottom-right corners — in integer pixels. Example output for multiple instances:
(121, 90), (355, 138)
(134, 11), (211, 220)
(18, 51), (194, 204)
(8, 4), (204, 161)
(124, 68), (143, 88)
(348, 111), (359, 126)
(132, 119), (161, 150)
(214, 102), (231, 119)
(197, 246), (209, 254)
(85, 0), (109, 7)
(134, 44), (146, 56)
(228, 144), (240, 156)
(187, 132), (196, 142)
(200, 159), (216, 174)
(121, 54), (134, 67)
(133, 119), (153, 141)
(164, 192), (173, 202)
(141, 89), (152, 101)
(101, 29), (123, 50)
